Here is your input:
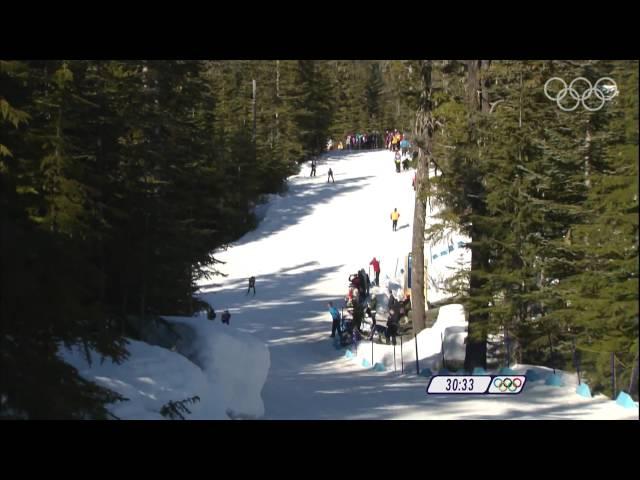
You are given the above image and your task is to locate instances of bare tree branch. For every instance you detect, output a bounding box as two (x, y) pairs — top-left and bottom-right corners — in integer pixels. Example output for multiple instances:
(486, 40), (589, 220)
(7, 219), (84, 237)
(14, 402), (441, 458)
(489, 99), (505, 114)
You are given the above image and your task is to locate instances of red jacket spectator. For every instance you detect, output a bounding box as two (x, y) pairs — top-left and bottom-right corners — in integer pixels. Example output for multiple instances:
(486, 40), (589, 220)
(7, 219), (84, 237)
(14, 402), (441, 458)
(369, 257), (380, 273)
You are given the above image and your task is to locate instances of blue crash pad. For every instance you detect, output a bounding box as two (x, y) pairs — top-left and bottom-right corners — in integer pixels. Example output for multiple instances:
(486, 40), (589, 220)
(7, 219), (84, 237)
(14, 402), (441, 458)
(545, 373), (564, 387)
(361, 359), (371, 368)
(499, 367), (517, 375)
(473, 367), (488, 375)
(576, 383), (592, 398)
(616, 391), (636, 409)
(525, 369), (542, 381)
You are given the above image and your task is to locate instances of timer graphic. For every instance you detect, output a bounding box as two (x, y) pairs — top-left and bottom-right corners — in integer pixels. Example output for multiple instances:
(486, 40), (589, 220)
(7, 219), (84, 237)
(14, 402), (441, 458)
(426, 375), (527, 395)
(426, 376), (491, 394)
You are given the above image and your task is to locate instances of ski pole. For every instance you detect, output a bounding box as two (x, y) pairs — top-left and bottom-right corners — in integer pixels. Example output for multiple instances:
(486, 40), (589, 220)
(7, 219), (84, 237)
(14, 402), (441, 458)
(415, 330), (420, 376)
(400, 335), (404, 373)
(394, 342), (396, 372)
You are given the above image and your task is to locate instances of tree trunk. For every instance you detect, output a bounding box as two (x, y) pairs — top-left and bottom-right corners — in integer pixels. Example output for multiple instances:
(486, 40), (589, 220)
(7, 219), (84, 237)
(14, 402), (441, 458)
(465, 232), (489, 370)
(411, 178), (427, 334)
(480, 60), (492, 114)
(411, 60), (433, 335)
(276, 60), (280, 98)
(464, 59), (489, 371)
(252, 79), (257, 143)
(121, 288), (128, 335)
(0, 211), (8, 338)
(275, 60), (280, 146)
(629, 352), (639, 398)
(467, 60), (480, 111)
(140, 212), (148, 323)
(584, 126), (592, 189)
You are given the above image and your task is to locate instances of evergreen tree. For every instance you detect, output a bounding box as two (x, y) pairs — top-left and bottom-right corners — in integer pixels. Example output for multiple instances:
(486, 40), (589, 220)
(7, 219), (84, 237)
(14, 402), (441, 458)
(0, 58), (467, 417)
(365, 62), (385, 134)
(295, 60), (334, 156)
(425, 59), (638, 389)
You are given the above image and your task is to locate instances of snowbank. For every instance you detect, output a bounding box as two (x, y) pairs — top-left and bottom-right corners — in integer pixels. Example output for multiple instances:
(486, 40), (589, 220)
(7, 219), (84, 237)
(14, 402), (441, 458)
(163, 316), (270, 419)
(351, 303), (468, 371)
(59, 339), (228, 420)
(59, 315), (270, 420)
(441, 326), (467, 364)
(251, 193), (280, 224)
(410, 304), (467, 368)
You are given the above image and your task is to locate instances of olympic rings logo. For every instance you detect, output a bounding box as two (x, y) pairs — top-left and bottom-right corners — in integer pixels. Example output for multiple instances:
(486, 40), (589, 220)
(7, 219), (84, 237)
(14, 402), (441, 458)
(493, 377), (523, 392)
(544, 77), (618, 112)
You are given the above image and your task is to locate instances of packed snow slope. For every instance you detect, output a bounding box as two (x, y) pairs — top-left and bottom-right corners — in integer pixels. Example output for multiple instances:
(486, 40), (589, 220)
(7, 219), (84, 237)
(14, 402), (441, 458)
(60, 319), (269, 420)
(199, 150), (638, 420)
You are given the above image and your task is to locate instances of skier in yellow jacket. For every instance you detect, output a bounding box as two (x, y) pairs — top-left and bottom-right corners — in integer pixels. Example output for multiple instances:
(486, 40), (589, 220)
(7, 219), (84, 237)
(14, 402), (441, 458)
(391, 208), (400, 232)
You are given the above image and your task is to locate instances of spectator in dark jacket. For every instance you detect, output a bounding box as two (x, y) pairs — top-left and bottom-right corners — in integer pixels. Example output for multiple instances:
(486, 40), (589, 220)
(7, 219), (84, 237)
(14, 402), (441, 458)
(358, 269), (366, 301)
(388, 291), (397, 309)
(328, 302), (342, 338)
(386, 308), (400, 345)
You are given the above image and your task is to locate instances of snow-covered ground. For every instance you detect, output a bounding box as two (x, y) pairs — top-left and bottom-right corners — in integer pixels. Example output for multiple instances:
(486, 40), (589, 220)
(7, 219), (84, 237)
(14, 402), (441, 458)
(164, 316), (269, 419)
(57, 149), (637, 420)
(198, 149), (638, 420)
(60, 319), (269, 420)
(60, 339), (227, 419)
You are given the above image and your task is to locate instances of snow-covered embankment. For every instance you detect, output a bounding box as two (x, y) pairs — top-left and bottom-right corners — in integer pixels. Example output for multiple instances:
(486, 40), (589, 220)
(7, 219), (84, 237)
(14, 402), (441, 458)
(60, 316), (270, 420)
